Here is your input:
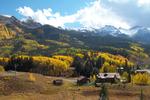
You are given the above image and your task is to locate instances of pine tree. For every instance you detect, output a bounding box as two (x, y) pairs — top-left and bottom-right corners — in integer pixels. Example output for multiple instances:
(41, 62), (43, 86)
(99, 84), (109, 100)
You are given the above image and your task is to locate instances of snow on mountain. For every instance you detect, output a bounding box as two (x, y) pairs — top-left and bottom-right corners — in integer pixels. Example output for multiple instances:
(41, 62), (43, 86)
(92, 25), (122, 36)
(0, 14), (150, 44)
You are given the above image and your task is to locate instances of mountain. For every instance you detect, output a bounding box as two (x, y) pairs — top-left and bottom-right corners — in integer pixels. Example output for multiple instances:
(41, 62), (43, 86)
(131, 26), (150, 44)
(79, 25), (127, 37)
(0, 15), (41, 30)
(0, 15), (10, 24)
(1, 15), (150, 44)
(0, 15), (149, 66)
(94, 25), (123, 37)
(0, 24), (15, 39)
(21, 18), (42, 29)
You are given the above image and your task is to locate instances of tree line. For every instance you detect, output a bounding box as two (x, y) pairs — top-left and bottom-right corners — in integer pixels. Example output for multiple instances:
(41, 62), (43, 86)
(0, 51), (134, 77)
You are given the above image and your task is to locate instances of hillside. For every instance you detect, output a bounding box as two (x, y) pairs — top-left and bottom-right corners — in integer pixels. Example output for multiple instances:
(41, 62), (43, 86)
(0, 24), (15, 39)
(0, 15), (150, 67)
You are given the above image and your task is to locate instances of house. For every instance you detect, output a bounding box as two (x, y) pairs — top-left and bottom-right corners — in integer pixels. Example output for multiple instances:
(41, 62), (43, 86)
(135, 69), (150, 74)
(95, 73), (121, 86)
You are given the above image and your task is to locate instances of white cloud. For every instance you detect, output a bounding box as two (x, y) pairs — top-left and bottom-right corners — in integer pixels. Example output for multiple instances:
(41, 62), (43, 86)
(137, 0), (150, 7)
(17, 6), (77, 27)
(108, 0), (130, 3)
(17, 6), (34, 17)
(76, 0), (130, 29)
(17, 0), (130, 29)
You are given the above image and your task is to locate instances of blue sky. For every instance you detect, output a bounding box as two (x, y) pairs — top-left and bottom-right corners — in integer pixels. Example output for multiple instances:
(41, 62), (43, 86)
(1, 0), (92, 18)
(1, 0), (150, 29)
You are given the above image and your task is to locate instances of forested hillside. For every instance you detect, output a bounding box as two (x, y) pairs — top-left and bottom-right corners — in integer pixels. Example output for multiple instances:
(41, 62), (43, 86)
(0, 15), (150, 69)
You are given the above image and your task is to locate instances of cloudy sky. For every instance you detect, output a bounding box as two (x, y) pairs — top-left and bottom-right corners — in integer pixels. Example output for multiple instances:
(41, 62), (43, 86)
(1, 0), (150, 29)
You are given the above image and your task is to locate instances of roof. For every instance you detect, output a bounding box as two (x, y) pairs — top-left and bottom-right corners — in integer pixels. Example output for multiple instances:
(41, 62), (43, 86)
(97, 73), (120, 79)
(135, 69), (150, 74)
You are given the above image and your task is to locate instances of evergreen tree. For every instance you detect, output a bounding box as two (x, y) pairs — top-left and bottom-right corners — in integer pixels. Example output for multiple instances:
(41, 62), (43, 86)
(99, 84), (109, 100)
(83, 60), (93, 77)
(73, 56), (84, 76)
(96, 56), (104, 69)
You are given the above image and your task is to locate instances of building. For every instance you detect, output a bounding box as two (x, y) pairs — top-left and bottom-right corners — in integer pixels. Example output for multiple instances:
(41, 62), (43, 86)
(95, 73), (121, 86)
(135, 69), (150, 74)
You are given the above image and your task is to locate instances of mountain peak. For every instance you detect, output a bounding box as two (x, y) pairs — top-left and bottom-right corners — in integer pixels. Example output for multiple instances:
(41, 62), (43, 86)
(130, 25), (143, 30)
(93, 25), (122, 37)
(22, 18), (42, 29)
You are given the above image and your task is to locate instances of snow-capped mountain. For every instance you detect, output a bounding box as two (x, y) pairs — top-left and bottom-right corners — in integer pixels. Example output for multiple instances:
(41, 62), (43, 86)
(120, 25), (150, 44)
(94, 25), (122, 36)
(0, 15), (150, 44)
(131, 26), (150, 43)
(81, 25), (150, 44)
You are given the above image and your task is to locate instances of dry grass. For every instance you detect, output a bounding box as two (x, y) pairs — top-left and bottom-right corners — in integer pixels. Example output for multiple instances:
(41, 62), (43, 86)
(0, 72), (149, 100)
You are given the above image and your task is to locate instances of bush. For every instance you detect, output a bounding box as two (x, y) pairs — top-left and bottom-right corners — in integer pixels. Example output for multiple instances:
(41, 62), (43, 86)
(133, 73), (150, 85)
(0, 65), (5, 72)
(0, 57), (9, 66)
(28, 73), (36, 82)
(122, 72), (129, 82)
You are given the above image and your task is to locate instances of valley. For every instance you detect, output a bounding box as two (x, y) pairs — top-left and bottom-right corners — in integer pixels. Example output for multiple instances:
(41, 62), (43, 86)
(0, 15), (150, 100)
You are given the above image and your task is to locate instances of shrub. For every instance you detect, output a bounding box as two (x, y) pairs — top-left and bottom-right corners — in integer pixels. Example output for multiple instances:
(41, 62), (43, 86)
(0, 65), (5, 72)
(0, 57), (9, 66)
(133, 73), (150, 85)
(122, 72), (129, 81)
(28, 73), (36, 82)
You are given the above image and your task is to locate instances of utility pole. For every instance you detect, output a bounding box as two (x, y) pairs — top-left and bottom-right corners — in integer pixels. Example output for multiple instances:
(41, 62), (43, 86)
(140, 87), (144, 100)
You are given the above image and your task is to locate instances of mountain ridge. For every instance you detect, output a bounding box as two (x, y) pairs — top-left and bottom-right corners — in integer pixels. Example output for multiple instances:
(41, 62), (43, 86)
(0, 15), (150, 67)
(1, 15), (150, 44)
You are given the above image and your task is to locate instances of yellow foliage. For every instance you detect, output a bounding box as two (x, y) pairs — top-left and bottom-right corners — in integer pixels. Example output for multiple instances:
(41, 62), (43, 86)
(29, 73), (36, 82)
(0, 65), (5, 72)
(33, 56), (69, 70)
(32, 56), (69, 75)
(76, 53), (84, 58)
(90, 75), (96, 82)
(122, 72), (129, 81)
(98, 52), (134, 68)
(0, 57), (9, 65)
(133, 73), (150, 85)
(52, 55), (74, 66)
(100, 62), (116, 73)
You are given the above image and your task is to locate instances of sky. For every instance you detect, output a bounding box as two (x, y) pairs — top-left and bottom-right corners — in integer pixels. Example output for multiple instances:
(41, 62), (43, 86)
(1, 0), (150, 29)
